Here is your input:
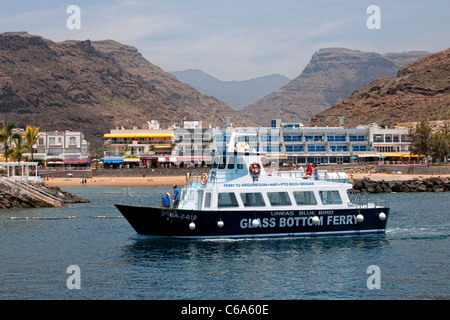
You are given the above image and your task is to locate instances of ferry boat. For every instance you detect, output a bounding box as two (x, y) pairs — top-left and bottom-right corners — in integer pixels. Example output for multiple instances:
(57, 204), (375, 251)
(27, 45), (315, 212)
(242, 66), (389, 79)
(115, 131), (389, 239)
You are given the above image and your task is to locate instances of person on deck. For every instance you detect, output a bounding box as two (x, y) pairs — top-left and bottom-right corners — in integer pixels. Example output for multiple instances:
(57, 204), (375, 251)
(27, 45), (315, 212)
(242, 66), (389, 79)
(173, 185), (180, 209)
(313, 163), (319, 180)
(304, 163), (313, 179)
(161, 193), (171, 208)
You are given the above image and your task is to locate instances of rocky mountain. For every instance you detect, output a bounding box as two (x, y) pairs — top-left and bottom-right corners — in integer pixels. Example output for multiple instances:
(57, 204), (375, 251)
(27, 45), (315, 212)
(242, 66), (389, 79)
(0, 33), (254, 147)
(240, 48), (430, 126)
(310, 48), (450, 127)
(170, 69), (290, 110)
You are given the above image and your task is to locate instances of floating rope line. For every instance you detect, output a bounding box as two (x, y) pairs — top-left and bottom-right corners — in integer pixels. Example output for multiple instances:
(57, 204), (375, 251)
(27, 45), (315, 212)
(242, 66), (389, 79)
(10, 216), (123, 220)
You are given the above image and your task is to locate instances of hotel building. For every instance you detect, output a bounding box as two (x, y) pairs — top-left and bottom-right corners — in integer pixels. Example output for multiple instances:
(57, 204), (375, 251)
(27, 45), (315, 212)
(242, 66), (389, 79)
(213, 119), (413, 165)
(20, 128), (90, 165)
(102, 121), (174, 167)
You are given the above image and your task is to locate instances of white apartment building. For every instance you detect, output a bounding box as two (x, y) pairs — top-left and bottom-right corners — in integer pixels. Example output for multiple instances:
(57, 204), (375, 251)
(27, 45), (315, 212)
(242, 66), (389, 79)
(31, 128), (90, 165)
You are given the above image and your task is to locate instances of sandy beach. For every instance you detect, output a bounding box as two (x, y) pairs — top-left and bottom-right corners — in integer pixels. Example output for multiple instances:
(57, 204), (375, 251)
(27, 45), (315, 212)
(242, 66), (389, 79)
(45, 176), (187, 187)
(44, 173), (450, 187)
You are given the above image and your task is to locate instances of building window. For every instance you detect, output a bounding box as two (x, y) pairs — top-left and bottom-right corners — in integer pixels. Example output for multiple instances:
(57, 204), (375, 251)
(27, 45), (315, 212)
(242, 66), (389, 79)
(69, 137), (76, 145)
(260, 135), (279, 142)
(305, 135), (323, 142)
(327, 135), (346, 142)
(286, 145), (304, 152)
(263, 145), (281, 152)
(373, 134), (384, 143)
(283, 135), (302, 142)
(330, 145), (348, 152)
(352, 145), (368, 152)
(349, 135), (367, 142)
(307, 145), (326, 152)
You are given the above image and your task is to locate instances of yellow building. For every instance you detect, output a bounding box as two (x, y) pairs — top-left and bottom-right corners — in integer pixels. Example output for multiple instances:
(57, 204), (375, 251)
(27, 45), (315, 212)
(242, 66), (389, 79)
(103, 121), (174, 167)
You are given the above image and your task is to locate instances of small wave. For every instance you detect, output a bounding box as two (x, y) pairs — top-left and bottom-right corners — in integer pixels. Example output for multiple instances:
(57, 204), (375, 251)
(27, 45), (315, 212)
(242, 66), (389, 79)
(386, 226), (450, 240)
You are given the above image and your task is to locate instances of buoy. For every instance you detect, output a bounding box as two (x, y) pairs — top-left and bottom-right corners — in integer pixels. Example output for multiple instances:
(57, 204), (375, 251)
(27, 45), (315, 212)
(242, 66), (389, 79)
(251, 219), (260, 228)
(379, 212), (386, 221)
(312, 216), (320, 225)
(189, 222), (196, 230)
(356, 214), (364, 223)
(217, 220), (224, 228)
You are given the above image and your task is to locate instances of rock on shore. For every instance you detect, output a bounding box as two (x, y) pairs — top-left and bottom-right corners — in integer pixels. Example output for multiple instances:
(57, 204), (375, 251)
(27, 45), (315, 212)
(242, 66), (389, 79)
(352, 177), (450, 194)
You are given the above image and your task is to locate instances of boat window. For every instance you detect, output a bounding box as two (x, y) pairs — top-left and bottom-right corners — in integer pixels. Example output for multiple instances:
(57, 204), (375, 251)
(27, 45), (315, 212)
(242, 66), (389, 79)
(218, 157), (226, 169)
(218, 192), (239, 208)
(187, 190), (196, 201)
(212, 157), (218, 169)
(319, 190), (343, 205)
(227, 156), (234, 169)
(240, 192), (266, 207)
(293, 191), (317, 205)
(237, 157), (245, 170)
(204, 192), (211, 208)
(267, 192), (292, 206)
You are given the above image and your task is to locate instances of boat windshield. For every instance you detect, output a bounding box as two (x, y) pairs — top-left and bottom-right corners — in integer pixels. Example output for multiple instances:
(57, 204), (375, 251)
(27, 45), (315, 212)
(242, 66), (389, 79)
(212, 156), (226, 169)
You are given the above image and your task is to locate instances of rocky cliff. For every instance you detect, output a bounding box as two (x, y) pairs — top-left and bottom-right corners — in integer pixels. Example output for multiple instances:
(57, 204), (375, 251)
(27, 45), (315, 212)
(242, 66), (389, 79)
(310, 48), (450, 127)
(0, 33), (254, 147)
(241, 48), (429, 126)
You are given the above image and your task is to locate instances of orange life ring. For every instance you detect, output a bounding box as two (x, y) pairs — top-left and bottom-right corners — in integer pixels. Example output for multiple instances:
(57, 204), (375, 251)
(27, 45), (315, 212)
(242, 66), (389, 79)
(249, 162), (261, 175)
(200, 173), (208, 185)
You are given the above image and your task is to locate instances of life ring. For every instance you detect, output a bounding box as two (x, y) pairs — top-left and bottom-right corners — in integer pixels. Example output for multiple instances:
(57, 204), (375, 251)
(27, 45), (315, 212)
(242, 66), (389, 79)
(200, 173), (208, 185)
(249, 162), (261, 175)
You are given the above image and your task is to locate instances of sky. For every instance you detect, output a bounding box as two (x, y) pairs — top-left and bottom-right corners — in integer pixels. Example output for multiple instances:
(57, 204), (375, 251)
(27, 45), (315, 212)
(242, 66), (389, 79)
(1, 0), (449, 81)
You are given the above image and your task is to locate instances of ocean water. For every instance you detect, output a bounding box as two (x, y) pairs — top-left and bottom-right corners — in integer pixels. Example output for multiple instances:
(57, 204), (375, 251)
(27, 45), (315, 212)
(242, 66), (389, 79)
(0, 186), (449, 300)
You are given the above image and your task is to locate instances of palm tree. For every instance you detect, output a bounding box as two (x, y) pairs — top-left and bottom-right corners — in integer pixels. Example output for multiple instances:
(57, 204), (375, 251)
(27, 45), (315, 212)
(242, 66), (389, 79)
(0, 121), (21, 163)
(24, 126), (40, 161)
(12, 134), (27, 163)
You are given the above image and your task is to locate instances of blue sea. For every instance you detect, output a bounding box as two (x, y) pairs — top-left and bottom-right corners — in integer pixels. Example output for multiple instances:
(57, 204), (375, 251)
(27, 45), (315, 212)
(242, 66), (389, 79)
(1, 186), (449, 300)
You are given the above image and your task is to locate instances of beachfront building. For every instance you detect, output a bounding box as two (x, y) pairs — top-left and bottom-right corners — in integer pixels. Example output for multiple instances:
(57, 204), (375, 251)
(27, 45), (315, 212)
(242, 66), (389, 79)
(212, 119), (413, 165)
(276, 120), (411, 164)
(102, 120), (175, 168)
(22, 128), (90, 166)
(172, 120), (214, 166)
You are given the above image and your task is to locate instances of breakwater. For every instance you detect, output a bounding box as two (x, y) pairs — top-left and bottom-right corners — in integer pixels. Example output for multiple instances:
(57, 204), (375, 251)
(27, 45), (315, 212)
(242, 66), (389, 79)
(352, 177), (450, 194)
(0, 180), (90, 209)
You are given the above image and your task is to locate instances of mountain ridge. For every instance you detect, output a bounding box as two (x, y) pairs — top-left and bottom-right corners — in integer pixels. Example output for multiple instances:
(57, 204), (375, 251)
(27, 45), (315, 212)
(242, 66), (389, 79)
(240, 48), (430, 126)
(170, 69), (290, 110)
(0, 33), (255, 147)
(309, 48), (450, 127)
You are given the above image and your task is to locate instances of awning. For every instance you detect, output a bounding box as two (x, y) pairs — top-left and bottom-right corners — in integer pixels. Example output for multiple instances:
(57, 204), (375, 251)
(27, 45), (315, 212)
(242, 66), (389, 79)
(153, 145), (172, 149)
(356, 154), (380, 158)
(123, 156), (140, 162)
(104, 133), (173, 138)
(402, 154), (420, 158)
(380, 153), (403, 157)
(158, 157), (177, 162)
(265, 153), (288, 159)
(47, 161), (64, 165)
(101, 157), (123, 164)
(176, 156), (212, 162)
(64, 159), (89, 164)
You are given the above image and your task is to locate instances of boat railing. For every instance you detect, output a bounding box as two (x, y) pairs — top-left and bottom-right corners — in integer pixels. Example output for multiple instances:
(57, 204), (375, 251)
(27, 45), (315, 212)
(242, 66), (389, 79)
(348, 192), (389, 209)
(271, 170), (349, 183)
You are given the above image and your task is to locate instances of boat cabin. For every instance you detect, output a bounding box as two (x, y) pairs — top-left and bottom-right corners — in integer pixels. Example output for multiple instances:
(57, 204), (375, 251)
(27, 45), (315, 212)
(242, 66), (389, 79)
(178, 146), (353, 212)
